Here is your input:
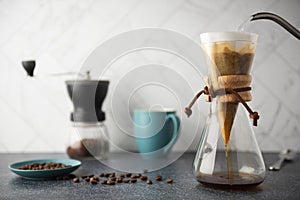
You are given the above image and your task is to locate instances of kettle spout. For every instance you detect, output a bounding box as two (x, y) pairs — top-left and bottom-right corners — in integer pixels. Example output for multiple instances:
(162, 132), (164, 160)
(251, 12), (300, 40)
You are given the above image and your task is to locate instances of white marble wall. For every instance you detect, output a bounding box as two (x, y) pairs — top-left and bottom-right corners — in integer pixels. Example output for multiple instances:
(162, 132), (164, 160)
(0, 0), (299, 152)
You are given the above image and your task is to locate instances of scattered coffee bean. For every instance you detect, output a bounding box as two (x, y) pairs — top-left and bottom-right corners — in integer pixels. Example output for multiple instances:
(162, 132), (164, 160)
(107, 180), (115, 185)
(131, 178), (137, 183)
(110, 177), (116, 181)
(166, 178), (173, 183)
(73, 178), (79, 183)
(90, 178), (97, 183)
(155, 175), (162, 181)
(90, 178), (99, 183)
(70, 171), (177, 186)
(18, 162), (71, 170)
(90, 179), (98, 185)
(119, 174), (125, 178)
(70, 170), (176, 186)
(116, 178), (123, 183)
(131, 174), (141, 179)
(123, 179), (130, 183)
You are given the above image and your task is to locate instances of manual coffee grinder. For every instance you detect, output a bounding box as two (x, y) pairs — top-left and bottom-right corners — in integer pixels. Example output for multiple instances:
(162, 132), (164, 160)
(22, 61), (110, 160)
(65, 78), (109, 160)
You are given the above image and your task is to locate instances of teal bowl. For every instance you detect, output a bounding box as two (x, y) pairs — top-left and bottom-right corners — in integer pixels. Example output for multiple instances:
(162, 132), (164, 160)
(9, 159), (81, 180)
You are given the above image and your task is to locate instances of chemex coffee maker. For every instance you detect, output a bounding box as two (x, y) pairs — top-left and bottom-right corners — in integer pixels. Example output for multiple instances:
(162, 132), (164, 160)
(22, 61), (110, 160)
(185, 12), (300, 188)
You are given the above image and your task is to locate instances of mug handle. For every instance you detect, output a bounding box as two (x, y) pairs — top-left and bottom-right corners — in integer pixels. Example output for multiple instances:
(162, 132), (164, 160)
(163, 114), (180, 153)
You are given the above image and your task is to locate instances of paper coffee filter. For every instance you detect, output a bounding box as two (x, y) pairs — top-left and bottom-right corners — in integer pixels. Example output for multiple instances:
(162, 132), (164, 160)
(200, 31), (258, 44)
(200, 32), (257, 145)
(200, 32), (257, 57)
(202, 42), (257, 55)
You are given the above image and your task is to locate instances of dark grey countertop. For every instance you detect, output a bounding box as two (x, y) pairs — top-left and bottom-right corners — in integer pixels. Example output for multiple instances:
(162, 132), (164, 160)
(1, 152), (299, 200)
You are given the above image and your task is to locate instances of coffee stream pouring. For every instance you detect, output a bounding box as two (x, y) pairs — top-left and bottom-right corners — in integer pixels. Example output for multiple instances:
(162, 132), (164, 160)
(186, 12), (299, 188)
(22, 60), (110, 160)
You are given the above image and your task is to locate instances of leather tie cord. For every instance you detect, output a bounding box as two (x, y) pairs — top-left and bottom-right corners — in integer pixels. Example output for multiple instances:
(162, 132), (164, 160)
(184, 86), (209, 117)
(184, 86), (260, 126)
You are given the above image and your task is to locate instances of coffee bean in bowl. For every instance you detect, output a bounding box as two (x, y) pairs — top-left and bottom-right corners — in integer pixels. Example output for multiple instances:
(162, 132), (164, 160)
(18, 162), (71, 170)
(9, 159), (81, 179)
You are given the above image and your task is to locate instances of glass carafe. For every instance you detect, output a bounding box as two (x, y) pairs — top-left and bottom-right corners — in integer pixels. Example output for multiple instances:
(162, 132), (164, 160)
(193, 32), (266, 187)
(193, 99), (265, 187)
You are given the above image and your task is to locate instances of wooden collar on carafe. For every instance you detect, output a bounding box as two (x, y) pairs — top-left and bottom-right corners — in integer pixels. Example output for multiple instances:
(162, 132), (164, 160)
(184, 75), (260, 126)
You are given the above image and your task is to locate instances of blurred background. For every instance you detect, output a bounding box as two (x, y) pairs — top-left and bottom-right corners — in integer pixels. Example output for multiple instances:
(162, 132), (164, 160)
(0, 0), (299, 153)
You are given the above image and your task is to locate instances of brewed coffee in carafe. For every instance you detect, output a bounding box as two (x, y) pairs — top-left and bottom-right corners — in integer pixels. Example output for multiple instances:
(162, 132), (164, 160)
(189, 32), (265, 187)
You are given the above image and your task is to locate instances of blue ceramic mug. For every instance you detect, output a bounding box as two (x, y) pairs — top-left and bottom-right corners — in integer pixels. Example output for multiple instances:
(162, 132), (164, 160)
(134, 109), (180, 154)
